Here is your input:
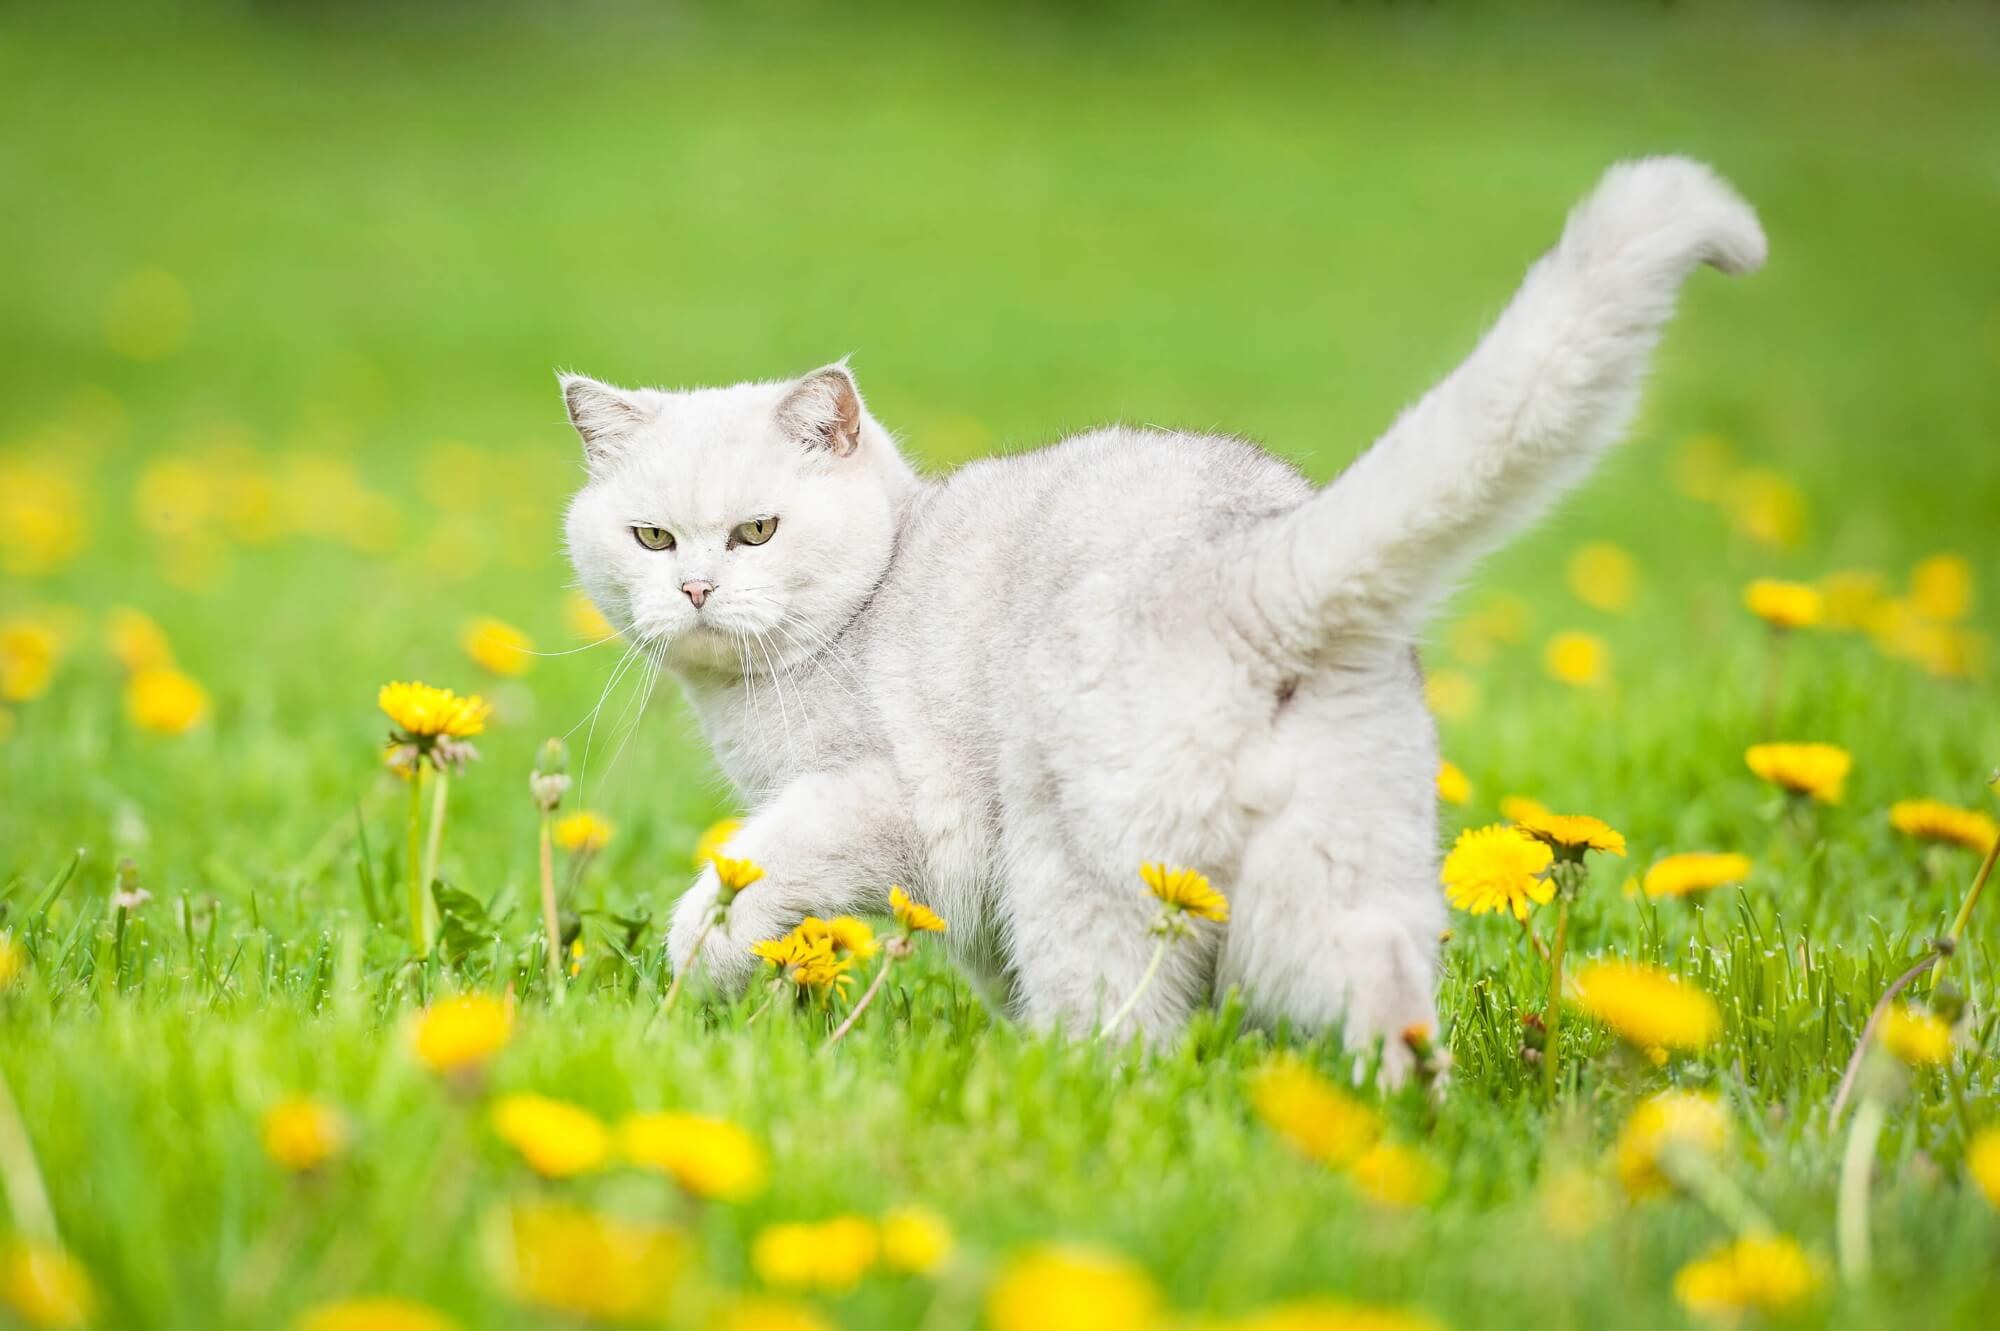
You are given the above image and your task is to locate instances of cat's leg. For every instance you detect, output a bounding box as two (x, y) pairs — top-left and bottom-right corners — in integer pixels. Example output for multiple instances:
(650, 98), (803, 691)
(665, 761), (910, 999)
(1227, 157), (1765, 660)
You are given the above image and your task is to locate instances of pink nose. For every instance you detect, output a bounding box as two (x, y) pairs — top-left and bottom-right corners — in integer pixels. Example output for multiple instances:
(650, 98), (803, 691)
(681, 580), (713, 609)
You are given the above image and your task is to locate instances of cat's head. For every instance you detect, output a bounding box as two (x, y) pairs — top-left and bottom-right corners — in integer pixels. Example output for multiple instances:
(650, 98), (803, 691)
(561, 363), (914, 676)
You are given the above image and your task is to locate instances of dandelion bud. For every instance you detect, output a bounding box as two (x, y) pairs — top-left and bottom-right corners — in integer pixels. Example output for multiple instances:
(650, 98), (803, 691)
(431, 737), (481, 774)
(1930, 982), (1967, 1026)
(383, 742), (420, 779)
(530, 771), (571, 812)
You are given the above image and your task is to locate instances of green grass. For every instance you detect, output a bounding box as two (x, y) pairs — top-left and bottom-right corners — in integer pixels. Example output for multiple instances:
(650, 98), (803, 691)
(4, 3), (2000, 1328)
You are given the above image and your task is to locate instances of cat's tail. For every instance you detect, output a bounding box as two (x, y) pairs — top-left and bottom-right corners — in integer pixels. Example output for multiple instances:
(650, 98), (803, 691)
(1227, 156), (1765, 661)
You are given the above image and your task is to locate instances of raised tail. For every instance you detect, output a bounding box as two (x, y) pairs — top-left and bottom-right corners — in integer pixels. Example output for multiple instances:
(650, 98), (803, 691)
(1231, 156), (1765, 662)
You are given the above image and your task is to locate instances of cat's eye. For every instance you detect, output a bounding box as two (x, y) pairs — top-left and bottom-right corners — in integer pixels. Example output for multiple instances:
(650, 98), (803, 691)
(733, 516), (779, 547)
(632, 526), (675, 551)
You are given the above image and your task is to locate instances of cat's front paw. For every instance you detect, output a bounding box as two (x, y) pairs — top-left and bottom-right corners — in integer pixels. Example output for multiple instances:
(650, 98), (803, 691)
(665, 869), (763, 1000)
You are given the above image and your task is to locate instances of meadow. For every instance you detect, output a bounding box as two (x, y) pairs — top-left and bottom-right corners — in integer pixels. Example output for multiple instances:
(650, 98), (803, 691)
(3, 3), (2000, 1328)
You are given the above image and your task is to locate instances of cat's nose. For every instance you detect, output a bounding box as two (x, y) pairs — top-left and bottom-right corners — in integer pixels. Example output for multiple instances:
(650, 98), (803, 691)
(681, 579), (714, 609)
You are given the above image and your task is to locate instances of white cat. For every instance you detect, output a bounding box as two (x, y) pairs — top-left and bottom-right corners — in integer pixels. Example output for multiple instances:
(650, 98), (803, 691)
(561, 158), (1764, 1073)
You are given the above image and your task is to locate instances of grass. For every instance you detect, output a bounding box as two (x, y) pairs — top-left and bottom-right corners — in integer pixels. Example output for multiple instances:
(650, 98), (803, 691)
(3, 3), (2000, 1328)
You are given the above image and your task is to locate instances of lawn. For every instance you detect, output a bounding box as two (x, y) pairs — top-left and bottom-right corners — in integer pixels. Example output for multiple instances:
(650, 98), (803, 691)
(3, 3), (2000, 1329)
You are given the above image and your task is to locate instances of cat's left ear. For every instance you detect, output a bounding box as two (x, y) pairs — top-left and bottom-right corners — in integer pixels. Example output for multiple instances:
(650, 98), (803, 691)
(560, 373), (652, 466)
(777, 363), (867, 457)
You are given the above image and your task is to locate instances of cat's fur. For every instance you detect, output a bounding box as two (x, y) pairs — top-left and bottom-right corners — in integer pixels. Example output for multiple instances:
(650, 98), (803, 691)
(561, 158), (1765, 1072)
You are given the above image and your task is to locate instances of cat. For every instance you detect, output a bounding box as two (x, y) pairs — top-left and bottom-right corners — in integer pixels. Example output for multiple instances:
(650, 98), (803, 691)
(561, 157), (1765, 1075)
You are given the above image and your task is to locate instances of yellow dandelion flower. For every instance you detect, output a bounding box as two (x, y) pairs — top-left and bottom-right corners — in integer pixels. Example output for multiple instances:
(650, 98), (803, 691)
(1512, 808), (1626, 859)
(694, 817), (742, 867)
(1498, 795), (1550, 826)
(1566, 541), (1637, 613)
(295, 1298), (461, 1331)
(377, 680), (491, 740)
(1435, 760), (1472, 807)
(408, 994), (512, 1074)
(1742, 578), (1822, 630)
(1818, 570), (1887, 630)
(564, 589), (617, 643)
(1615, 1091), (1730, 1197)
(0, 457), (87, 576)
(1910, 552), (1973, 623)
(879, 1206), (953, 1274)
(493, 1201), (686, 1323)
(461, 616), (534, 677)
(889, 885), (947, 934)
(126, 667), (208, 735)
(104, 607), (175, 674)
(0, 620), (60, 704)
(0, 934), (25, 990)
(1224, 1299), (1447, 1331)
(711, 855), (765, 899)
(751, 929), (858, 995)
(1673, 1235), (1822, 1319)
(1745, 742), (1850, 803)
(1537, 1164), (1611, 1239)
(1673, 432), (1737, 503)
(1, 1239), (96, 1329)
(752, 1216), (879, 1292)
(1967, 1127), (2000, 1210)
(1642, 853), (1753, 900)
(1889, 799), (1998, 855)
(1543, 631), (1608, 688)
(1440, 825), (1554, 921)
(491, 1093), (611, 1178)
(618, 1111), (767, 1201)
(1423, 668), (1478, 722)
(986, 1245), (1160, 1331)
(1350, 1141), (1440, 1209)
(553, 811), (614, 855)
(1570, 962), (1721, 1052)
(1878, 1004), (1953, 1067)
(260, 1095), (349, 1173)
(707, 1296), (834, 1331)
(1139, 862), (1230, 923)
(1247, 1056), (1382, 1169)
(1726, 468), (1807, 550)
(817, 915), (878, 959)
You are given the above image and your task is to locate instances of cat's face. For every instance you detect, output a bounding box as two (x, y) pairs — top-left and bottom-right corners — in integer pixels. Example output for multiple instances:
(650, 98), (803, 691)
(561, 365), (912, 677)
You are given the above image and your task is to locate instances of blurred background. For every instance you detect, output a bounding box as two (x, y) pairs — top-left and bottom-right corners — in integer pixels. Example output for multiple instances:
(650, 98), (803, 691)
(2, 0), (1996, 905)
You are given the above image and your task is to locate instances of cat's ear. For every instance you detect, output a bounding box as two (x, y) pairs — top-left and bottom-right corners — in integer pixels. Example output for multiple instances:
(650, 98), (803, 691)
(560, 373), (651, 465)
(776, 364), (866, 457)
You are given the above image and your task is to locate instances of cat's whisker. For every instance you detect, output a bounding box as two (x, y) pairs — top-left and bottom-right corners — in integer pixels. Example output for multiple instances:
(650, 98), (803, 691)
(571, 636), (648, 805)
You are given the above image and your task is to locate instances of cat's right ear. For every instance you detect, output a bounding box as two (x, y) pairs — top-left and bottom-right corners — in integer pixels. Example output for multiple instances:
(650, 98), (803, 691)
(560, 373), (651, 466)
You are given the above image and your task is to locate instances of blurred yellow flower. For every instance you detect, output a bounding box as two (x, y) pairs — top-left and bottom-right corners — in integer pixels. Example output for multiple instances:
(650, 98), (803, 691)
(1350, 1141), (1439, 1208)
(1498, 795), (1550, 826)
(1968, 1127), (2000, 1210)
(1817, 570), (1887, 630)
(1742, 578), (1822, 630)
(1, 1238), (95, 1329)
(493, 1201), (686, 1323)
(1542, 632), (1608, 688)
(261, 1095), (350, 1173)
(1512, 809), (1626, 859)
(378, 681), (491, 740)
(126, 667), (209, 735)
(1248, 1056), (1382, 1168)
(694, 817), (743, 868)
(711, 855), (765, 899)
(707, 1296), (834, 1331)
(1615, 1091), (1730, 1197)
(1673, 1235), (1821, 1319)
(1140, 862), (1229, 923)
(1566, 542), (1637, 613)
(889, 885), (947, 934)
(461, 616), (535, 677)
(1569, 961), (1721, 1052)
(618, 1111), (767, 1201)
(1441, 825), (1553, 921)
(564, 589), (618, 643)
(0, 457), (87, 576)
(1422, 667), (1478, 722)
(986, 1245), (1160, 1331)
(1224, 1299), (1446, 1331)
(1537, 1164), (1611, 1239)
(1889, 799), (1998, 854)
(409, 994), (513, 1074)
(0, 620), (59, 704)
(1672, 432), (1736, 503)
(105, 607), (176, 674)
(134, 455), (212, 538)
(491, 1094), (611, 1178)
(1878, 1004), (1953, 1066)
(0, 934), (25, 990)
(879, 1206), (953, 1274)
(295, 1298), (461, 1331)
(1642, 852), (1752, 900)
(752, 1216), (879, 1291)
(1910, 552), (1973, 622)
(1435, 760), (1471, 807)
(554, 811), (614, 855)
(104, 267), (192, 360)
(1726, 468), (1807, 550)
(1745, 742), (1850, 803)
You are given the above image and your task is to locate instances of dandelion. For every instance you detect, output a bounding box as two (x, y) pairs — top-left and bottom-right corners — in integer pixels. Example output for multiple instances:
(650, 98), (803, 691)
(261, 1096), (349, 1173)
(1441, 825), (1553, 921)
(1505, 810), (1622, 1094)
(1818, 570), (1888, 630)
(708, 1296), (834, 1331)
(1498, 795), (1550, 825)
(751, 1216), (879, 1291)
(1512, 809), (1626, 861)
(126, 667), (208, 734)
(752, 921), (862, 1005)
(295, 1298), (461, 1331)
(1742, 579), (1822, 630)
(1, 1238), (95, 1329)
(491, 1094), (611, 1178)
(1543, 631), (1608, 688)
(1673, 432), (1737, 503)
(618, 1111), (767, 1201)
(530, 738), (572, 985)
(1566, 541), (1637, 613)
(986, 1245), (1160, 1331)
(1674, 1235), (1822, 1319)
(409, 994), (512, 1078)
(1224, 1299), (1447, 1331)
(554, 811), (614, 855)
(1889, 799), (1998, 855)
(1615, 1092), (1730, 1198)
(0, 934), (25, 991)
(1967, 1127), (2000, 1210)
(1910, 552), (1972, 623)
(1537, 1164), (1611, 1240)
(461, 616), (534, 676)
(491, 1201), (687, 1323)
(1104, 864), (1230, 1037)
(829, 890), (945, 1047)
(104, 607), (175, 674)
(664, 853), (767, 1016)
(1248, 1057), (1382, 1169)
(1423, 668), (1478, 722)
(1745, 742), (1850, 804)
(379, 680), (492, 742)
(1642, 852), (1753, 900)
(0, 620), (59, 704)
(563, 589), (617, 643)
(1877, 1004), (1952, 1066)
(693, 817), (742, 867)
(1569, 961), (1721, 1053)
(1435, 760), (1471, 807)
(1350, 1142), (1439, 1208)
(378, 681), (491, 953)
(1726, 468), (1807, 550)
(889, 885), (946, 935)
(879, 1206), (953, 1274)
(0, 458), (87, 576)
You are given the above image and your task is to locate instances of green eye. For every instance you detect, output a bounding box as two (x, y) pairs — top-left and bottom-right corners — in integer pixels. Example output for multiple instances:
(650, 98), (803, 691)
(734, 516), (779, 547)
(633, 526), (675, 551)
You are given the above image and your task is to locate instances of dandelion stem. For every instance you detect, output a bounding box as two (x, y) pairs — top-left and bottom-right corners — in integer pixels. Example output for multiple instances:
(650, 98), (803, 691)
(825, 954), (897, 1048)
(405, 764), (427, 954)
(0, 1063), (57, 1242)
(1944, 830), (2000, 949)
(1516, 912), (1550, 962)
(419, 764), (451, 911)
(1663, 1143), (1774, 1238)
(1543, 896), (1570, 1098)
(1829, 949), (1939, 1120)
(1104, 936), (1170, 1039)
(661, 913), (719, 1018)
(1837, 1094), (1885, 1285)
(537, 814), (562, 988)
(745, 982), (781, 1026)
